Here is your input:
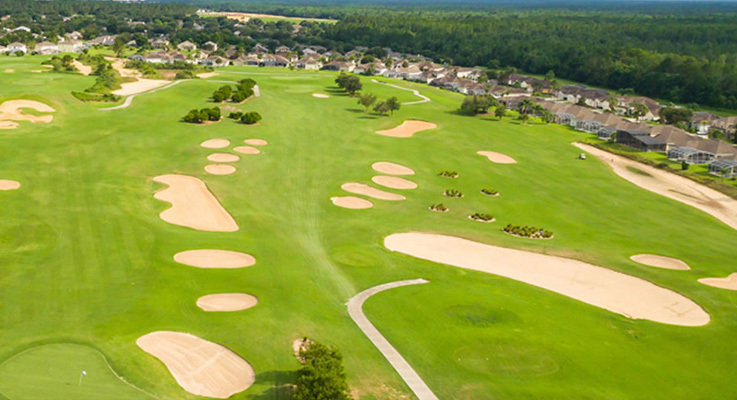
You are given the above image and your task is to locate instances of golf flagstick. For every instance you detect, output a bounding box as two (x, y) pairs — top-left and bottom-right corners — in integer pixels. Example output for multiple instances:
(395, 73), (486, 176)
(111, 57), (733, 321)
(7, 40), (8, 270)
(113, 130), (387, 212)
(79, 370), (87, 386)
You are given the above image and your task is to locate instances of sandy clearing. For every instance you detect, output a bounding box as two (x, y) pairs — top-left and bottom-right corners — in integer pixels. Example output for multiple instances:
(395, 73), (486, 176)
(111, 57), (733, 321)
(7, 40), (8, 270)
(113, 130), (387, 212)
(0, 180), (21, 190)
(385, 233), (709, 326)
(0, 100), (55, 129)
(372, 162), (415, 176)
(244, 139), (268, 146)
(575, 143), (737, 231)
(207, 153), (240, 163)
(196, 293), (258, 311)
(0, 121), (18, 129)
(376, 120), (437, 138)
(136, 331), (255, 399)
(197, 72), (219, 79)
(174, 249), (256, 269)
(71, 60), (92, 76)
(107, 57), (141, 79)
(205, 164), (237, 175)
(4, 68), (14, 73)
(233, 146), (260, 155)
(631, 254), (690, 271)
(372, 175), (418, 190)
(477, 150), (517, 164)
(331, 196), (374, 209)
(201, 138), (230, 149)
(112, 78), (170, 96)
(312, 93), (329, 98)
(153, 174), (238, 232)
(699, 273), (737, 290)
(341, 182), (405, 201)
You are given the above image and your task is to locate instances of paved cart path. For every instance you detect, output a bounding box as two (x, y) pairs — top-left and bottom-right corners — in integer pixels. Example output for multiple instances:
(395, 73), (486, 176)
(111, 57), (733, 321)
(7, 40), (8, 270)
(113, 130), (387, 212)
(99, 80), (183, 111)
(347, 279), (439, 400)
(371, 79), (431, 105)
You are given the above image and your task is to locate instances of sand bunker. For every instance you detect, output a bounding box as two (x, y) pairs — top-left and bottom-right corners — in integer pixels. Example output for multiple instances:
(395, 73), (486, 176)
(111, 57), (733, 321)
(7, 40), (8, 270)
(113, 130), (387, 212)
(331, 196), (374, 209)
(233, 146), (260, 155)
(0, 100), (55, 129)
(575, 143), (737, 231)
(197, 293), (258, 312)
(201, 138), (230, 149)
(385, 233), (709, 326)
(71, 60), (92, 76)
(153, 174), (238, 232)
(197, 72), (219, 79)
(372, 162), (415, 176)
(137, 331), (255, 399)
(205, 164), (237, 175)
(4, 69), (14, 73)
(244, 139), (268, 146)
(107, 57), (140, 79)
(174, 249), (255, 269)
(698, 273), (737, 290)
(631, 254), (690, 271)
(207, 153), (240, 163)
(376, 120), (437, 138)
(112, 79), (170, 96)
(341, 182), (405, 201)
(477, 151), (517, 164)
(312, 93), (329, 98)
(372, 176), (417, 190)
(0, 180), (20, 190)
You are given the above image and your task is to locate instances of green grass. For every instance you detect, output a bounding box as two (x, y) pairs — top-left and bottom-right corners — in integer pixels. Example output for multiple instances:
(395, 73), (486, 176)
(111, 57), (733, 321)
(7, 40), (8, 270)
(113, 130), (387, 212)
(0, 56), (736, 400)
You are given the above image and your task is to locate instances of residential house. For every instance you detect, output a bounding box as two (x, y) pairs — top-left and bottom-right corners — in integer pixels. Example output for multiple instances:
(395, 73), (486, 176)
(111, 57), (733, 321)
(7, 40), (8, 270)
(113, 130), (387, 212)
(615, 129), (666, 152)
(202, 55), (230, 67)
(65, 31), (83, 41)
(151, 38), (169, 49)
(34, 41), (59, 55)
(275, 45), (290, 54)
(5, 42), (27, 54)
(323, 60), (355, 73)
(87, 35), (117, 46)
(616, 96), (661, 121)
(252, 43), (268, 53)
(202, 41), (218, 51)
(232, 55), (260, 66)
(556, 85), (611, 110)
(177, 40), (197, 51)
(261, 54), (290, 67)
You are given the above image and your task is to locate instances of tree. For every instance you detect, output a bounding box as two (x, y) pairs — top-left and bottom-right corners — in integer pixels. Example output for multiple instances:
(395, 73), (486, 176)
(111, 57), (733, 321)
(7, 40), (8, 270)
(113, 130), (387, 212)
(373, 101), (390, 116)
(231, 91), (247, 103)
(540, 109), (554, 123)
(494, 104), (507, 120)
(385, 96), (400, 115)
(241, 112), (262, 124)
(545, 70), (555, 82)
(633, 103), (649, 121)
(518, 98), (535, 115)
(357, 93), (377, 112)
(659, 107), (693, 125)
(344, 76), (362, 95)
(459, 95), (497, 116)
(293, 341), (352, 400)
(517, 112), (529, 124)
(113, 36), (126, 57)
(182, 109), (202, 123)
(681, 161), (690, 170)
(576, 97), (587, 107)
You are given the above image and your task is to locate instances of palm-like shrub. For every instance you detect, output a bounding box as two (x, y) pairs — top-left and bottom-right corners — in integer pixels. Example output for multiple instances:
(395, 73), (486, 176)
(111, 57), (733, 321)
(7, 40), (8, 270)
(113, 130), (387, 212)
(503, 224), (553, 239)
(438, 170), (459, 178)
(481, 188), (499, 196)
(429, 203), (448, 212)
(443, 189), (464, 198)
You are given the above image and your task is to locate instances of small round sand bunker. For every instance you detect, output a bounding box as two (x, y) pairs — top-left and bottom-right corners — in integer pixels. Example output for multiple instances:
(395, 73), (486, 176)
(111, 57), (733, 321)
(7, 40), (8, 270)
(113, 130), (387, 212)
(244, 139), (268, 146)
(0, 180), (21, 190)
(233, 146), (260, 155)
(207, 153), (240, 163)
(4, 69), (14, 73)
(331, 196), (373, 209)
(174, 249), (256, 269)
(698, 273), (737, 291)
(197, 293), (259, 312)
(631, 254), (690, 270)
(477, 151), (517, 164)
(313, 93), (329, 98)
(341, 182), (405, 201)
(205, 164), (237, 175)
(376, 120), (437, 138)
(372, 176), (417, 190)
(201, 138), (230, 149)
(372, 162), (415, 176)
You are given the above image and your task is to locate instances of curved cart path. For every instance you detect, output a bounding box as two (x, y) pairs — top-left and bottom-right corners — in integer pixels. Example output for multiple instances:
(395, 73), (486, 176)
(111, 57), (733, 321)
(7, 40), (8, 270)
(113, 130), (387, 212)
(371, 79), (430, 105)
(99, 80), (184, 111)
(347, 279), (438, 400)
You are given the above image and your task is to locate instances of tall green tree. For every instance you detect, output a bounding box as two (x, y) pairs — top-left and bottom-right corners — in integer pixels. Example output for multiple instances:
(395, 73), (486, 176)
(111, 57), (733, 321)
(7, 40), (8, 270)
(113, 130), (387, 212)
(294, 342), (352, 400)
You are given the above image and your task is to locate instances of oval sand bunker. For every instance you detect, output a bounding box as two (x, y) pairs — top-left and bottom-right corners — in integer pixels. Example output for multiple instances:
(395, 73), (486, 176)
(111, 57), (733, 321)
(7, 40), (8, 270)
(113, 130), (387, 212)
(207, 153), (240, 163)
(205, 164), (237, 175)
(233, 146), (260, 155)
(153, 175), (238, 232)
(137, 331), (255, 399)
(477, 151), (517, 164)
(197, 293), (259, 311)
(631, 254), (690, 270)
(201, 138), (230, 149)
(372, 176), (418, 190)
(0, 180), (21, 190)
(331, 196), (373, 209)
(372, 162), (415, 176)
(341, 182), (405, 201)
(313, 93), (329, 98)
(384, 233), (709, 326)
(699, 273), (737, 291)
(174, 249), (256, 269)
(244, 139), (268, 146)
(376, 120), (437, 138)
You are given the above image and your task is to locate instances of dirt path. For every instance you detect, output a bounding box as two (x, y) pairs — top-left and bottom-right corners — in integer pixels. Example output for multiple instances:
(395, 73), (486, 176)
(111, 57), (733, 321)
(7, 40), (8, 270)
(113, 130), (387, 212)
(347, 279), (439, 400)
(371, 79), (430, 105)
(574, 143), (737, 231)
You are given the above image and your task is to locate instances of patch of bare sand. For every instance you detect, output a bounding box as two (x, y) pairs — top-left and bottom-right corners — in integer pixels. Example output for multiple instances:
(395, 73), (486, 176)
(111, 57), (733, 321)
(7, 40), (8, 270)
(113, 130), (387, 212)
(71, 60), (92, 76)
(201, 138), (230, 149)
(631, 254), (690, 271)
(372, 162), (414, 176)
(207, 153), (240, 163)
(376, 120), (436, 138)
(197, 72), (219, 79)
(385, 232), (710, 326)
(4, 69), (14, 73)
(341, 182), (405, 201)
(233, 146), (260, 155)
(0, 180), (21, 190)
(372, 176), (417, 190)
(244, 139), (268, 146)
(292, 338), (315, 362)
(153, 174), (238, 232)
(0, 100), (55, 129)
(196, 293), (258, 311)
(205, 164), (237, 175)
(112, 79), (170, 96)
(477, 151), (517, 164)
(312, 93), (329, 98)
(575, 143), (737, 231)
(136, 331), (255, 399)
(699, 273), (737, 290)
(331, 196), (373, 209)
(174, 249), (256, 269)
(107, 57), (141, 79)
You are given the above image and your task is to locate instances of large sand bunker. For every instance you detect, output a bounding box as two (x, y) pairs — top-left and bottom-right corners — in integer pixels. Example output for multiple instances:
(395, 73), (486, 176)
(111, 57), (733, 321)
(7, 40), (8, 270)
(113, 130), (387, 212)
(197, 72), (219, 79)
(376, 120), (437, 138)
(698, 273), (737, 291)
(312, 93), (329, 98)
(331, 196), (373, 209)
(372, 176), (418, 190)
(137, 331), (255, 399)
(174, 249), (256, 269)
(631, 254), (690, 271)
(201, 138), (230, 149)
(71, 60), (92, 76)
(207, 153), (240, 163)
(197, 293), (258, 312)
(477, 151), (517, 164)
(108, 57), (140, 78)
(153, 174), (238, 232)
(385, 233), (709, 326)
(112, 79), (170, 96)
(3, 69), (13, 73)
(341, 182), (405, 201)
(0, 100), (55, 130)
(372, 162), (415, 176)
(205, 164), (237, 175)
(244, 139), (268, 146)
(575, 143), (737, 231)
(233, 146), (260, 155)
(0, 180), (20, 190)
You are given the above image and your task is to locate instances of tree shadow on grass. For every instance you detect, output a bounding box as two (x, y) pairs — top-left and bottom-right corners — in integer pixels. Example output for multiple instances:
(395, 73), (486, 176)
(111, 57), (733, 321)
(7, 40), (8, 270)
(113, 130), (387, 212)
(326, 87), (348, 96)
(358, 115), (380, 120)
(246, 370), (296, 400)
(345, 108), (364, 113)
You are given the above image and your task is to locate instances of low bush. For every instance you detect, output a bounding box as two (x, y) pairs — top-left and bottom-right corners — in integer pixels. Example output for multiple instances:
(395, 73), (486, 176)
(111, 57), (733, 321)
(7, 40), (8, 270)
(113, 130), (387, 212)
(174, 70), (196, 80)
(443, 189), (464, 198)
(228, 111), (243, 119)
(438, 170), (459, 178)
(182, 107), (220, 123)
(481, 188), (499, 196)
(429, 203), (448, 212)
(241, 112), (262, 125)
(503, 224), (553, 239)
(71, 91), (120, 102)
(470, 213), (494, 222)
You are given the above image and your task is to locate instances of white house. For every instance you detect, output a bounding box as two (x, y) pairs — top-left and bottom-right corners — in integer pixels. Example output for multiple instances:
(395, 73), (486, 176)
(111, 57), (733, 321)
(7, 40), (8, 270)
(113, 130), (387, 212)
(6, 42), (27, 54)
(34, 41), (59, 55)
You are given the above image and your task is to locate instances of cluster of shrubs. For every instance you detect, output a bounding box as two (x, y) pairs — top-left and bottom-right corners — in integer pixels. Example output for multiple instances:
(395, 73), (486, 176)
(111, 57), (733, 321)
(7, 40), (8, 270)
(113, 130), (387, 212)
(335, 73), (362, 95)
(71, 54), (122, 102)
(438, 170), (459, 178)
(429, 203), (448, 212)
(228, 111), (263, 125)
(470, 213), (494, 222)
(213, 78), (256, 103)
(443, 189), (464, 198)
(481, 188), (499, 196)
(182, 107), (221, 124)
(42, 54), (76, 73)
(503, 224), (553, 239)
